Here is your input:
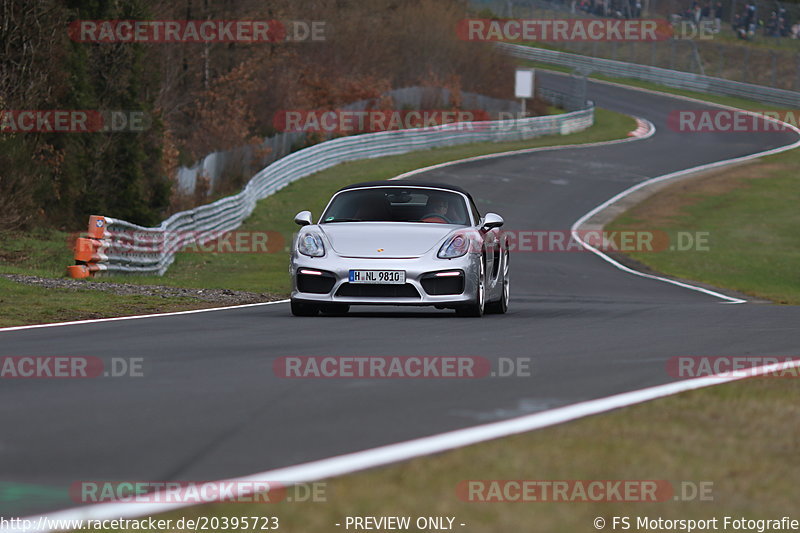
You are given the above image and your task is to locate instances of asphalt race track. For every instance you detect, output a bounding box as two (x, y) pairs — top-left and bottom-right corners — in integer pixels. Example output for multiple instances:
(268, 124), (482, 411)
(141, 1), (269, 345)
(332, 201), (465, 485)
(2, 73), (799, 517)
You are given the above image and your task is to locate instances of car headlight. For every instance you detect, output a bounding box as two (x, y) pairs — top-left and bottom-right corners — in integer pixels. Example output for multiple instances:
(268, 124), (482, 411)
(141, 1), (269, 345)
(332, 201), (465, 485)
(438, 233), (470, 259)
(298, 232), (325, 257)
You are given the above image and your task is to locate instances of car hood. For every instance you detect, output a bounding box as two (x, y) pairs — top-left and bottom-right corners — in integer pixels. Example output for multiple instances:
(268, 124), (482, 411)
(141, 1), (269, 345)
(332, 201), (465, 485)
(319, 222), (460, 258)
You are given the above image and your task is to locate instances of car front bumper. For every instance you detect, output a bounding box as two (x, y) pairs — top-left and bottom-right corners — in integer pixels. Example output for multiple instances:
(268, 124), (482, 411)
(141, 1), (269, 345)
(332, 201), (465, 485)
(290, 253), (480, 307)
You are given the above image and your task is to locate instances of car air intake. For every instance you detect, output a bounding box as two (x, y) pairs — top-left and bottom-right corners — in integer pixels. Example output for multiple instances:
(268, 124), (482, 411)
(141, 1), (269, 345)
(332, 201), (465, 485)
(421, 271), (464, 295)
(297, 270), (336, 294)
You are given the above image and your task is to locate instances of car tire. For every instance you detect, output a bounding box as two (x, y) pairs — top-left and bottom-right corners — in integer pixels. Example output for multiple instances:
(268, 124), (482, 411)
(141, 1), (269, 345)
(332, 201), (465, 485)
(456, 258), (485, 317)
(485, 246), (509, 314)
(291, 299), (320, 316)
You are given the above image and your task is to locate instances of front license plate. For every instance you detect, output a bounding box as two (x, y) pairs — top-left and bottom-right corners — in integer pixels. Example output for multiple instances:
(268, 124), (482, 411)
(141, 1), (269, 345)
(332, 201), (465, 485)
(349, 270), (405, 284)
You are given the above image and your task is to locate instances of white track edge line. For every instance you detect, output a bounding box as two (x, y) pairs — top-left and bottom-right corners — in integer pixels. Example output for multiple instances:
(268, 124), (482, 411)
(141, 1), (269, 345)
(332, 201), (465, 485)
(0, 300), (290, 333)
(390, 115), (655, 181)
(567, 77), (800, 304)
(12, 358), (800, 531)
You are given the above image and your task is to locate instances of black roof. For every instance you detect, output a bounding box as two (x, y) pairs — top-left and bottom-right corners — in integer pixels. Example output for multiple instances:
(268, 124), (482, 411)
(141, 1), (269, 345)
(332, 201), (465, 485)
(337, 180), (473, 200)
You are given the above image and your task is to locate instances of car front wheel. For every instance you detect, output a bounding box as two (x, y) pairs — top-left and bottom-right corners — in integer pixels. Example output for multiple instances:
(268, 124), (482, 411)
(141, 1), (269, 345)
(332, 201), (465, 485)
(486, 246), (509, 314)
(456, 259), (485, 317)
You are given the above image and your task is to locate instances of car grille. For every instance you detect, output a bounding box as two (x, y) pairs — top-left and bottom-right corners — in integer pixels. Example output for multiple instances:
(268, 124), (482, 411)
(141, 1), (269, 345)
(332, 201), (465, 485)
(335, 283), (420, 298)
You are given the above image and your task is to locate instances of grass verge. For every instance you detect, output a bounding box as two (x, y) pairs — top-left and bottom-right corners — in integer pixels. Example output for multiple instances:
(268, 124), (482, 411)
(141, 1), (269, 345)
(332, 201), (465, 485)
(607, 154), (800, 304)
(0, 277), (214, 328)
(514, 59), (800, 305)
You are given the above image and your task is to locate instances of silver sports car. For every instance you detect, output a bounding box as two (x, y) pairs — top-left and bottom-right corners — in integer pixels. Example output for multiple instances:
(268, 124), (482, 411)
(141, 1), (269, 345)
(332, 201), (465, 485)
(289, 181), (510, 317)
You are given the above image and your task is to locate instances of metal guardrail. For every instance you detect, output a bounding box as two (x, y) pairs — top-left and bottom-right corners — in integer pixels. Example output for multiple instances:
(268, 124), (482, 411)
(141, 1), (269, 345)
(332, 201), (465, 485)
(68, 101), (594, 278)
(176, 86), (529, 196)
(500, 42), (800, 108)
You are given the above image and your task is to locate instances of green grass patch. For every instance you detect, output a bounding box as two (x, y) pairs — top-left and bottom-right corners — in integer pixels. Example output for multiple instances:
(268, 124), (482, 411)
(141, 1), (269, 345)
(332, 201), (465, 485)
(607, 153), (800, 304)
(0, 277), (211, 328)
(514, 58), (800, 304)
(0, 227), (74, 278)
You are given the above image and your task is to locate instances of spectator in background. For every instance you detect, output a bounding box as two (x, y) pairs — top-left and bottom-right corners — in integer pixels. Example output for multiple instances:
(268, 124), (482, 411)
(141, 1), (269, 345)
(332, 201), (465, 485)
(714, 1), (723, 32)
(766, 11), (779, 36)
(779, 7), (790, 37)
(733, 13), (746, 38)
(746, 1), (756, 35)
(701, 2), (710, 21)
(733, 2), (756, 39)
(733, 5), (752, 39)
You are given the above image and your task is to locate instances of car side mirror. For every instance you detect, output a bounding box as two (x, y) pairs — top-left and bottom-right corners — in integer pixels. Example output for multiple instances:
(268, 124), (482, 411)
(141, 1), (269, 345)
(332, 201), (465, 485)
(294, 211), (313, 226)
(482, 213), (504, 230)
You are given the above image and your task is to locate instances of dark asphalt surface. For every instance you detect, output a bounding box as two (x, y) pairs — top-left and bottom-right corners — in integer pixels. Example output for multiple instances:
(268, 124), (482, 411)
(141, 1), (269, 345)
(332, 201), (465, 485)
(2, 73), (799, 516)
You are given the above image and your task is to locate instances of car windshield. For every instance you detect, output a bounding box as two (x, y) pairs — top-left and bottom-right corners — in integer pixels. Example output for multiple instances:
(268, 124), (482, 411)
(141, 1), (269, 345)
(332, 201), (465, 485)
(320, 188), (470, 225)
